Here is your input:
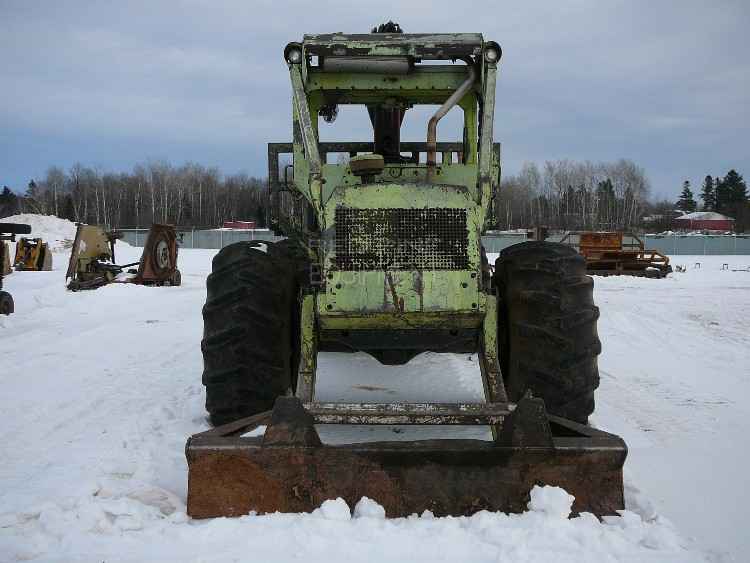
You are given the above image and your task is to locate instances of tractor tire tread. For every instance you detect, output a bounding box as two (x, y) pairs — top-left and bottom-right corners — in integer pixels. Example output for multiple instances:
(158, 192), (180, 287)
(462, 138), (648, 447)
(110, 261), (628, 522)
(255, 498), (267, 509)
(202, 240), (302, 426)
(495, 241), (601, 424)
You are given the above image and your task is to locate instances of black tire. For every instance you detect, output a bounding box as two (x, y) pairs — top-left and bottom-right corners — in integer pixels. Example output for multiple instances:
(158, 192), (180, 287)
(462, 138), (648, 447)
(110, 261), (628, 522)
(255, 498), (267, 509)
(0, 291), (13, 315)
(201, 240), (304, 426)
(494, 242), (601, 424)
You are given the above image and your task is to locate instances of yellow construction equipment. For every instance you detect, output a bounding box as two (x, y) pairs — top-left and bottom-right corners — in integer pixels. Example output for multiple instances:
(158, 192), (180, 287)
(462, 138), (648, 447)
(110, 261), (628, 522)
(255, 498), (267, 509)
(13, 238), (52, 271)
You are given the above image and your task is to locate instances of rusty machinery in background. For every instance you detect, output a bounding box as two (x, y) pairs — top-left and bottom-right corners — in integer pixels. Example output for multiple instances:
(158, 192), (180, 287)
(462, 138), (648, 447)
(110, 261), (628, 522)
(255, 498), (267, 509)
(1, 241), (11, 277)
(13, 238), (53, 271)
(0, 222), (32, 315)
(66, 223), (181, 291)
(560, 231), (672, 278)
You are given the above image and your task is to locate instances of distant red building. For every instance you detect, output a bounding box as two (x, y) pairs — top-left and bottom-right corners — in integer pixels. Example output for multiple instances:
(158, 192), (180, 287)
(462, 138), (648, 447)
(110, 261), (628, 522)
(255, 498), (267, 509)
(673, 212), (734, 232)
(222, 220), (256, 230)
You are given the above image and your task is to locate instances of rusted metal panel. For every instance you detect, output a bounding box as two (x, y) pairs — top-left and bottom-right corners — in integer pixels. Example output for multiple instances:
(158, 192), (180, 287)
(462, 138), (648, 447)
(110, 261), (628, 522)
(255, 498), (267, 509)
(132, 224), (180, 285)
(186, 413), (626, 519)
(579, 232), (624, 254)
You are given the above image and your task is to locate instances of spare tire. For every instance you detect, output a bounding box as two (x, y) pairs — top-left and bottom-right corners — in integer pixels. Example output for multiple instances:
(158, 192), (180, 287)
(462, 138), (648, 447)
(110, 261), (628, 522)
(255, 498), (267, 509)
(494, 242), (601, 424)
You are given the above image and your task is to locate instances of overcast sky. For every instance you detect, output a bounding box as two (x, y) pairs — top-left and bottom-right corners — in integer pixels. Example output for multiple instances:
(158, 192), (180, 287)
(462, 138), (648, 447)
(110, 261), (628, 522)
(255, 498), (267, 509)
(1, 0), (748, 199)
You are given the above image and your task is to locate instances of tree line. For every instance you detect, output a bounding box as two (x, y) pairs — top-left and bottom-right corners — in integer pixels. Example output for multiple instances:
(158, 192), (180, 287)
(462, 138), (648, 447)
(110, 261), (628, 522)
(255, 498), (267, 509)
(494, 159), (650, 231)
(2, 159), (747, 233)
(0, 162), (268, 228)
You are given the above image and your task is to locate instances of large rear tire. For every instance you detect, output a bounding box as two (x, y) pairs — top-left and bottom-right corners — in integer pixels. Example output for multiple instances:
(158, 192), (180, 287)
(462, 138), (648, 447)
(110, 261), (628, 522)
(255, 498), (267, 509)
(494, 241), (601, 424)
(201, 240), (303, 426)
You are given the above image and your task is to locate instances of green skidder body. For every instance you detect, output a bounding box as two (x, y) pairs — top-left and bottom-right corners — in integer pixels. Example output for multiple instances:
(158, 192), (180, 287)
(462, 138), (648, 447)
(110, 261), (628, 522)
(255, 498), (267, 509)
(191, 27), (615, 521)
(270, 31), (503, 370)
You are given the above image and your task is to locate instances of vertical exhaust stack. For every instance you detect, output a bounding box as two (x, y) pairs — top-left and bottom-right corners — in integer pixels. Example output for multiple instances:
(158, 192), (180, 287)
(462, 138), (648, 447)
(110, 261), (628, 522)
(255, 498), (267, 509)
(426, 59), (477, 181)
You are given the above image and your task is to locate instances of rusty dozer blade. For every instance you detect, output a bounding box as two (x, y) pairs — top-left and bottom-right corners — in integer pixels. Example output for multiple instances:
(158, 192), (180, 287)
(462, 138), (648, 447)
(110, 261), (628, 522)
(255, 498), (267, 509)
(186, 395), (627, 519)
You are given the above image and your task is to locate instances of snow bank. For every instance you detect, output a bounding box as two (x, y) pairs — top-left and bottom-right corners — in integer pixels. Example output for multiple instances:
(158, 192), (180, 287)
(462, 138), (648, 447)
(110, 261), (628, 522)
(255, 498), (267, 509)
(0, 485), (697, 563)
(1, 213), (78, 252)
(1, 214), (134, 255)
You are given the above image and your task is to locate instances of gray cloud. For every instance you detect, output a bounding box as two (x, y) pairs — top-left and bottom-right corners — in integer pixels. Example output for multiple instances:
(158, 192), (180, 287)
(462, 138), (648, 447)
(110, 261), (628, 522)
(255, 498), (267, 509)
(1, 0), (748, 198)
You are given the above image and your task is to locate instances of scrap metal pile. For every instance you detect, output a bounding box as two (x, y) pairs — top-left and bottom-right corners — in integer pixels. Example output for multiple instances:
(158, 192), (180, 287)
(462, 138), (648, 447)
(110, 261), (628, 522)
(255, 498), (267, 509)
(562, 231), (672, 278)
(66, 223), (181, 291)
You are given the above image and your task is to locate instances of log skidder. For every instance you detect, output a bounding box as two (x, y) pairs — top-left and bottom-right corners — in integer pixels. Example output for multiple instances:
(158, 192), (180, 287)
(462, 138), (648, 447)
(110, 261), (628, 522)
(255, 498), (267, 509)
(188, 24), (626, 519)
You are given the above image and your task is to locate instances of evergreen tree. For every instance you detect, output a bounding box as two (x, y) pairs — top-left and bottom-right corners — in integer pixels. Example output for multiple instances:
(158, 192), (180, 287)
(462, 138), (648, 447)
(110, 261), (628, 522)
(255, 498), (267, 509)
(700, 175), (716, 210)
(723, 169), (748, 204)
(677, 180), (697, 212)
(715, 176), (727, 212)
(715, 170), (747, 214)
(0, 186), (20, 217)
(26, 180), (39, 198)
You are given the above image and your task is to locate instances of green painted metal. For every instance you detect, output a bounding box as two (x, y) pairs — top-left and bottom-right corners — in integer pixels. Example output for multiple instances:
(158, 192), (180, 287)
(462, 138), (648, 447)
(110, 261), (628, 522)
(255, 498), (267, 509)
(301, 33), (484, 60)
(279, 31), (501, 331)
(296, 292), (317, 401)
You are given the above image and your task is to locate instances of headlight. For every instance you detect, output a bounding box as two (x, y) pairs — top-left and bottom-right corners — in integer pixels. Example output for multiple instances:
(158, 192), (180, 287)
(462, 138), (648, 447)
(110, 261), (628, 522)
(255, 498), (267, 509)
(284, 43), (303, 64)
(484, 42), (502, 64)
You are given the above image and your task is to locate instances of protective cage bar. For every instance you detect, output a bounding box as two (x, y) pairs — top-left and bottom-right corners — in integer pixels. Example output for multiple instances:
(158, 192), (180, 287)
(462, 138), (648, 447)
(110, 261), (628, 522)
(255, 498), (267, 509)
(268, 142), (480, 191)
(306, 401), (510, 425)
(302, 33), (484, 60)
(267, 142), (501, 233)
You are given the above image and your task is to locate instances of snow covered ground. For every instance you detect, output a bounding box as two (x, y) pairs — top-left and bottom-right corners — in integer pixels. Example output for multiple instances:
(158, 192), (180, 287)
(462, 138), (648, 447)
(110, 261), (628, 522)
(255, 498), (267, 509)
(1, 226), (748, 561)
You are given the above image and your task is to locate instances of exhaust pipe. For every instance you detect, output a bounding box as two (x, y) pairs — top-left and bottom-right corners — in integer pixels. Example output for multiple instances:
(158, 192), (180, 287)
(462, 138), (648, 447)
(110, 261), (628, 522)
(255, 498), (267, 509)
(426, 58), (476, 180)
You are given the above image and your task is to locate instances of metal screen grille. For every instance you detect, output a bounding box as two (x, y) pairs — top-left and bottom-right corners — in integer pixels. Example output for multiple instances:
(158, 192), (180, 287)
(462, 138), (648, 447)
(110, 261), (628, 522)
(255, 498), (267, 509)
(335, 207), (469, 270)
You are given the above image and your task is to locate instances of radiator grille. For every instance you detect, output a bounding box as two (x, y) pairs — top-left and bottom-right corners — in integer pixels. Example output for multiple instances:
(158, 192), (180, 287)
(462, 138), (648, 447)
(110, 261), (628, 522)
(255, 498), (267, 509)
(335, 207), (469, 270)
